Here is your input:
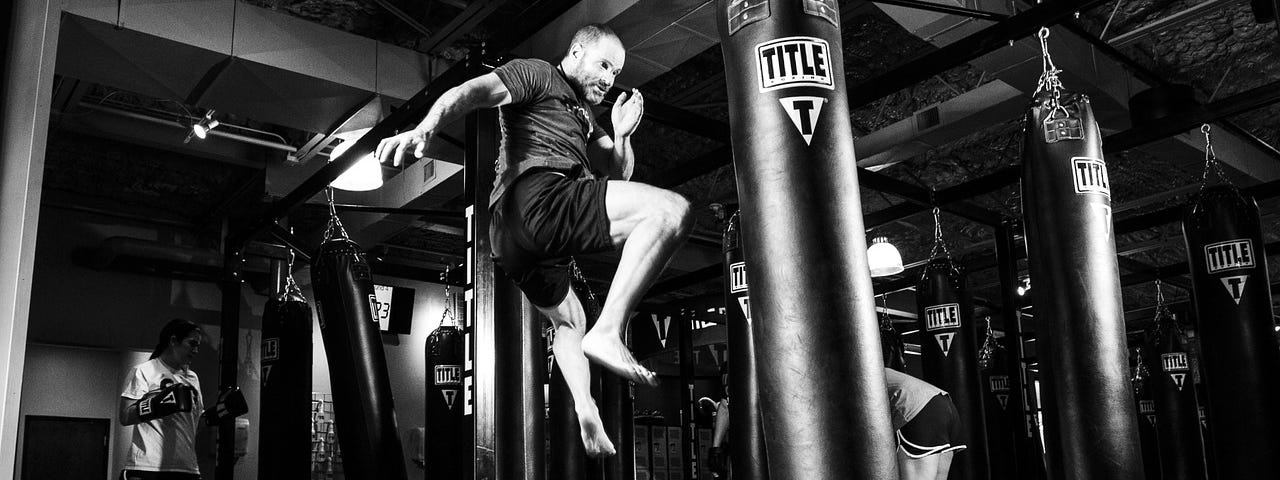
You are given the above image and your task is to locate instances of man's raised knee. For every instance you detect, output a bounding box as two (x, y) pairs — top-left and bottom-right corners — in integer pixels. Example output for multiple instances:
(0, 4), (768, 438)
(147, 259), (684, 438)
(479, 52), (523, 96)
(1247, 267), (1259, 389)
(662, 192), (693, 237)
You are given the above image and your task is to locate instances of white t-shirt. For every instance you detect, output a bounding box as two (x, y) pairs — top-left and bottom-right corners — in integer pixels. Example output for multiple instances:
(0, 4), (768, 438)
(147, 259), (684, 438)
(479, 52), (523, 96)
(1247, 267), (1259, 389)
(121, 358), (203, 474)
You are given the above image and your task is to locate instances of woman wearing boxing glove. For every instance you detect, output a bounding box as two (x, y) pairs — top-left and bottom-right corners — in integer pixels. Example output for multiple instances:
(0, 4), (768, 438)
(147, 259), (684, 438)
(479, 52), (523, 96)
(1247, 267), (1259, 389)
(118, 318), (205, 480)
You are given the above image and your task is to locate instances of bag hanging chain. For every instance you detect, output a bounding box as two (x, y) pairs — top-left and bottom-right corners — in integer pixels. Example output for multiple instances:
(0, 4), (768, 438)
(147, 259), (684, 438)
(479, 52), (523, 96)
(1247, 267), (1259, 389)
(281, 249), (305, 302)
(1199, 124), (1233, 190)
(569, 258), (598, 305)
(322, 186), (350, 242)
(928, 206), (952, 261)
(1034, 27), (1071, 127)
(440, 264), (457, 328)
(978, 315), (1000, 369)
(1132, 345), (1150, 391)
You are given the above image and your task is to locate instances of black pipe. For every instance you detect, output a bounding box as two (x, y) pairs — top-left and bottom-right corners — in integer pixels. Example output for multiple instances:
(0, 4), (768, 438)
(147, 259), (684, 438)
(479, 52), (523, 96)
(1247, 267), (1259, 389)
(873, 0), (1007, 21)
(994, 220), (1044, 479)
(215, 242), (243, 480)
(679, 310), (697, 480)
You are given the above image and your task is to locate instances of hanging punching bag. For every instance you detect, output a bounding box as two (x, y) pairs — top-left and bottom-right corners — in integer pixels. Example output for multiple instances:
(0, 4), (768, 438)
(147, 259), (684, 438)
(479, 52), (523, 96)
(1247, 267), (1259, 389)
(1182, 184), (1280, 478)
(259, 266), (313, 480)
(981, 337), (1015, 480)
(880, 308), (906, 373)
(425, 290), (466, 479)
(721, 212), (767, 480)
(311, 213), (408, 480)
(1145, 314), (1207, 480)
(1132, 347), (1162, 480)
(916, 257), (989, 480)
(1020, 29), (1142, 480)
(716, 1), (897, 477)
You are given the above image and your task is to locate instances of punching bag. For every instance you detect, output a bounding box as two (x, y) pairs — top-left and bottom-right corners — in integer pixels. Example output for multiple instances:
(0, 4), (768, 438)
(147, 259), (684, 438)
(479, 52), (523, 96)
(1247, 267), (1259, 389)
(880, 309), (906, 373)
(1021, 50), (1142, 477)
(259, 267), (313, 480)
(1182, 184), (1280, 477)
(916, 257), (989, 480)
(716, 1), (897, 477)
(424, 291), (466, 479)
(1145, 314), (1207, 480)
(311, 214), (408, 480)
(1132, 348), (1162, 480)
(981, 338), (1015, 480)
(721, 212), (767, 480)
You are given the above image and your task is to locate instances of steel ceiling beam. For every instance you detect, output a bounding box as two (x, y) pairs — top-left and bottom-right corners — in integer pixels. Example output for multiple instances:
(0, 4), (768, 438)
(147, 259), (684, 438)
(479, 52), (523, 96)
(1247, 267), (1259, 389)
(1103, 79), (1280, 154)
(845, 0), (1112, 109)
(871, 0), (1009, 21)
(422, 0), (508, 54)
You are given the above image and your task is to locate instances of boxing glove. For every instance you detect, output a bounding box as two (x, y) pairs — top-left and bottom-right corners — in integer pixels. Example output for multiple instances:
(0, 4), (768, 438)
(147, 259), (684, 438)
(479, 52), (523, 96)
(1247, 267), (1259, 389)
(136, 380), (194, 422)
(202, 386), (249, 425)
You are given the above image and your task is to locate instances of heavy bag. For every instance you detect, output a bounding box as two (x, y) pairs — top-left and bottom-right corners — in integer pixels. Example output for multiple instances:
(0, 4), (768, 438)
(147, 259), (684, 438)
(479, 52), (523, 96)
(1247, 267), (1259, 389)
(312, 235), (407, 480)
(915, 257), (988, 480)
(716, 1), (897, 477)
(1182, 185), (1280, 477)
(1145, 317), (1207, 480)
(1021, 90), (1143, 479)
(1132, 351), (1162, 480)
(259, 284), (312, 480)
(981, 340), (1016, 480)
(880, 312), (906, 372)
(722, 212), (768, 480)
(424, 313), (466, 478)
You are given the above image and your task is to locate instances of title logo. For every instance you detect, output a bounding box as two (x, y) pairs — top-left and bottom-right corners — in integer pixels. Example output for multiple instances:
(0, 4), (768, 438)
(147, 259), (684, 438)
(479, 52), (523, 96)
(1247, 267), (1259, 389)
(435, 365), (462, 386)
(1071, 157), (1110, 196)
(729, 262), (749, 293)
(1205, 239), (1254, 274)
(924, 304), (961, 332)
(755, 37), (834, 92)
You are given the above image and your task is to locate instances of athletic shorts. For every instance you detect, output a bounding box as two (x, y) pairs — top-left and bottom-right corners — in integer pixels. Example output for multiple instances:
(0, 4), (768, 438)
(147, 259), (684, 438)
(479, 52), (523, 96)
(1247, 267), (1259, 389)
(490, 170), (615, 307)
(897, 393), (967, 459)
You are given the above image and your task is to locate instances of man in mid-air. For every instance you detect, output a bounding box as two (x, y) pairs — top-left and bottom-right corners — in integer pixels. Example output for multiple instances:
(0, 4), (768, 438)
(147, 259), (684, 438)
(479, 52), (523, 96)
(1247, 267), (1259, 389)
(376, 24), (692, 457)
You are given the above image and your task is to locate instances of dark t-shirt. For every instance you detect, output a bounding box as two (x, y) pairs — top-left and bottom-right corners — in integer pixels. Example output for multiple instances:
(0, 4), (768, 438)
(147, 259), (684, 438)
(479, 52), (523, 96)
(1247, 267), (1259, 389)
(490, 58), (607, 205)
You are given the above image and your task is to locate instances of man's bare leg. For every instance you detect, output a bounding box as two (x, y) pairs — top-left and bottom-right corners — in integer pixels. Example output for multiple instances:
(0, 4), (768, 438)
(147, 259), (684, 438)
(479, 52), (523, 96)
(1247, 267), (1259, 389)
(540, 289), (616, 457)
(582, 181), (692, 385)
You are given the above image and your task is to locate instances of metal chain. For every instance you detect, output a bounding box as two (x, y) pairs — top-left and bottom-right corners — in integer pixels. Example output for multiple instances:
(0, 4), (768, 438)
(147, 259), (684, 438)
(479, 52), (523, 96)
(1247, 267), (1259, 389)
(322, 186), (350, 242)
(440, 264), (456, 327)
(569, 258), (598, 305)
(1132, 346), (1150, 388)
(1199, 124), (1233, 190)
(1034, 27), (1071, 127)
(928, 206), (952, 260)
(978, 315), (1000, 370)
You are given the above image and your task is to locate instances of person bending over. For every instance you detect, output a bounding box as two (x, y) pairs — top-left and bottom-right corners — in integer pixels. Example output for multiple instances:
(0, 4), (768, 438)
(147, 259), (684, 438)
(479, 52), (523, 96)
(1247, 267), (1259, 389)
(119, 319), (206, 480)
(376, 24), (692, 457)
(885, 368), (965, 480)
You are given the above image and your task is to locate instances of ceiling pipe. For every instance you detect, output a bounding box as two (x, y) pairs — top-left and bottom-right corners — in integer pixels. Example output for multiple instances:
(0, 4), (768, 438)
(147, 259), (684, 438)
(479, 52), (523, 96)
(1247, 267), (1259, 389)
(77, 102), (298, 153)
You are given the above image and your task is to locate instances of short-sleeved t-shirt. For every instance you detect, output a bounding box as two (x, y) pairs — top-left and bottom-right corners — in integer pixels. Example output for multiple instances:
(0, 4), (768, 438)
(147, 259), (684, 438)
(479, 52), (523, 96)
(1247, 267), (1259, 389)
(885, 367), (945, 430)
(490, 58), (607, 205)
(121, 358), (203, 474)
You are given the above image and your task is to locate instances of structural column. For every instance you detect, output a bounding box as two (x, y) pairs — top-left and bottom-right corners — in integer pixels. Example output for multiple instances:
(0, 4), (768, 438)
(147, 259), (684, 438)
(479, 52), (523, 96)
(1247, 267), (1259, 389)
(0, 0), (59, 476)
(464, 108), (544, 480)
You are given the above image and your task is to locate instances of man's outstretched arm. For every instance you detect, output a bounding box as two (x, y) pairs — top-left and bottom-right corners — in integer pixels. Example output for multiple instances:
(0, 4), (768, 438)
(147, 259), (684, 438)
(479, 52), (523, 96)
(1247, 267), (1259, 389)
(376, 72), (513, 166)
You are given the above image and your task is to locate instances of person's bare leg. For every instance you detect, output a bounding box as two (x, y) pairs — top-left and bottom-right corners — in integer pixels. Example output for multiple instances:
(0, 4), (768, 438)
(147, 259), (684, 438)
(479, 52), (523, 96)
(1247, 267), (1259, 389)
(896, 450), (940, 480)
(933, 451), (954, 480)
(541, 290), (615, 457)
(582, 181), (691, 385)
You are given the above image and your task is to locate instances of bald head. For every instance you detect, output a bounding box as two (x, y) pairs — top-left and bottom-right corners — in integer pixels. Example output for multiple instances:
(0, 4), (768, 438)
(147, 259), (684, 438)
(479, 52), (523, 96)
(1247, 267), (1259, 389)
(561, 24), (626, 105)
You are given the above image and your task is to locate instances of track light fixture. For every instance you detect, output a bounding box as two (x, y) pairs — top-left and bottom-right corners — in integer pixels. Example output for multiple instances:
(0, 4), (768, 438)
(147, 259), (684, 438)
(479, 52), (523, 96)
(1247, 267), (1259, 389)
(328, 135), (384, 192)
(184, 110), (219, 143)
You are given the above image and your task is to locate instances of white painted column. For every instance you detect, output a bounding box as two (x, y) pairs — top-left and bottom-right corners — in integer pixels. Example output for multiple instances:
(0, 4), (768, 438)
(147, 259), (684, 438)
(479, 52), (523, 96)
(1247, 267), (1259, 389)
(0, 0), (61, 476)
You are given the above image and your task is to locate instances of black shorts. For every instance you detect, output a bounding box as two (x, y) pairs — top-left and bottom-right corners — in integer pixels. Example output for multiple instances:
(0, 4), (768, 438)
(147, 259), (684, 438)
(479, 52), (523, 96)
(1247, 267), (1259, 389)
(897, 393), (967, 458)
(490, 170), (615, 308)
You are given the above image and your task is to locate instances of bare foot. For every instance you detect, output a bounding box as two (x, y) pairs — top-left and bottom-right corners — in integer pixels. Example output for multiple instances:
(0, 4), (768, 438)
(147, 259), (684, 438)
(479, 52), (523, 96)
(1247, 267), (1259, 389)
(577, 405), (616, 458)
(583, 328), (659, 386)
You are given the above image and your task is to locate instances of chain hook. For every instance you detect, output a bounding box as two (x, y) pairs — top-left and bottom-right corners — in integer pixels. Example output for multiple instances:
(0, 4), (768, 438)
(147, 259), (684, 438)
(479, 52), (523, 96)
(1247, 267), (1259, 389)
(1199, 123), (1232, 190)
